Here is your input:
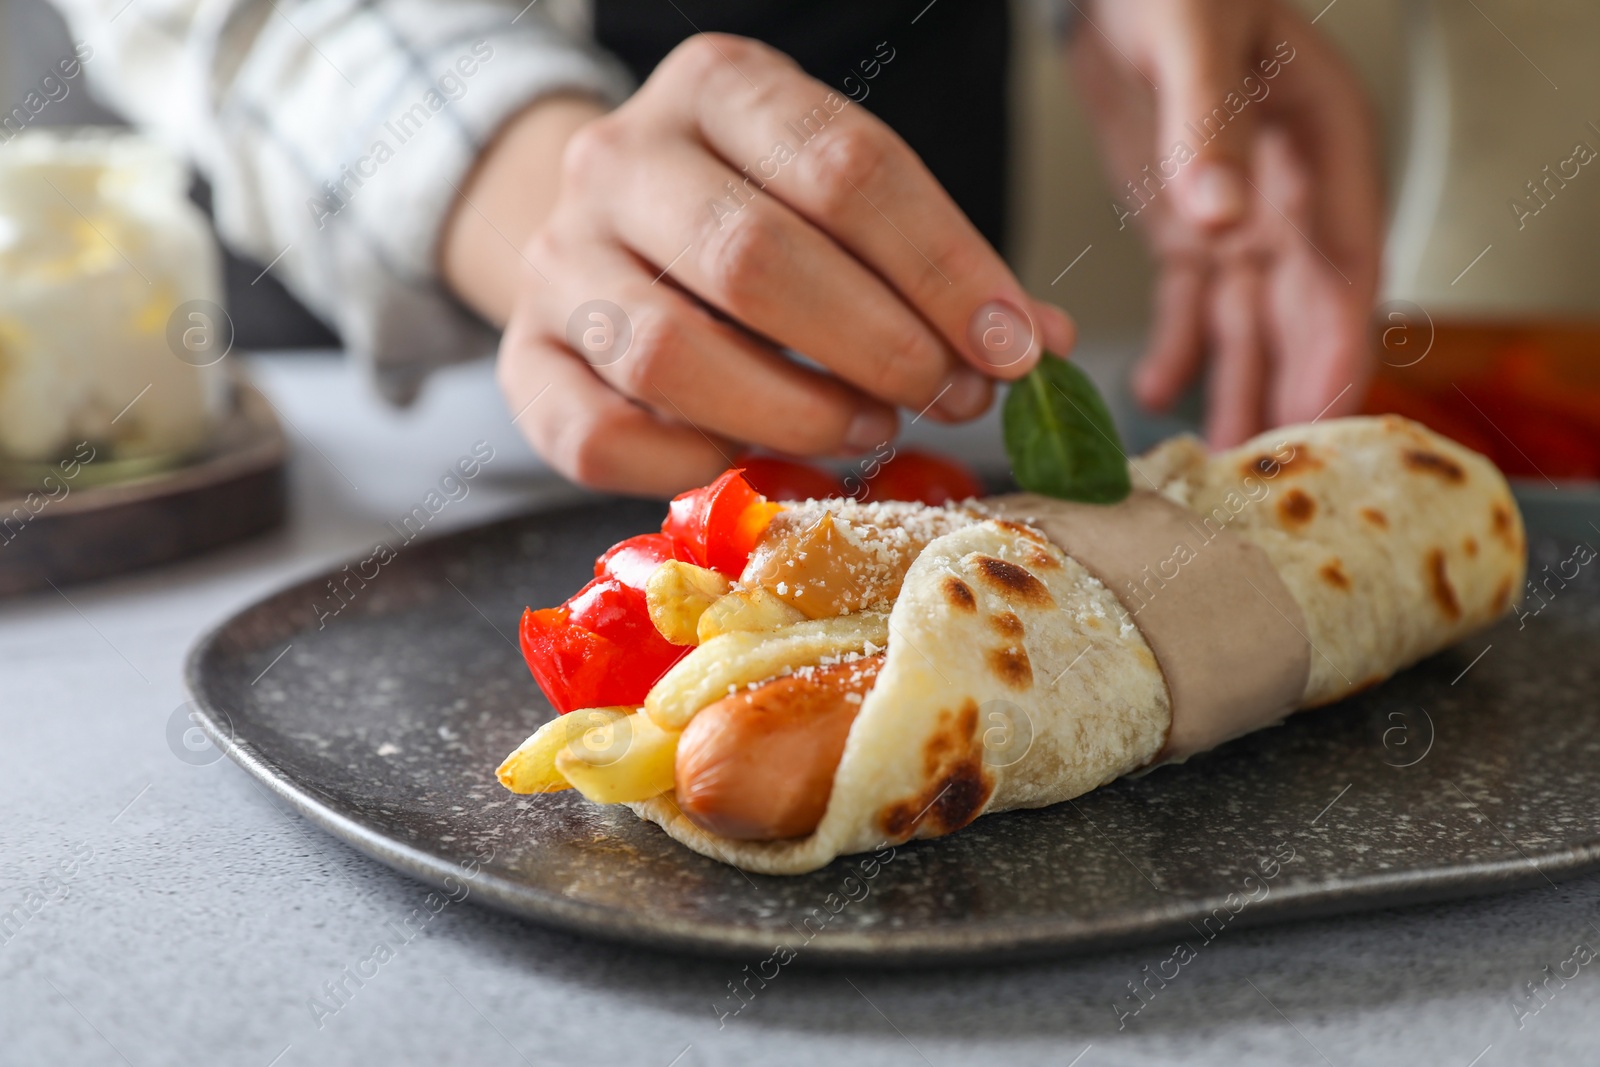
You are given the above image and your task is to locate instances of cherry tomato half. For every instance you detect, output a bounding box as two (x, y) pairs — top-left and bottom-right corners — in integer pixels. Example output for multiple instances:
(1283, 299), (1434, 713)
(869, 449), (984, 506)
(735, 455), (845, 501)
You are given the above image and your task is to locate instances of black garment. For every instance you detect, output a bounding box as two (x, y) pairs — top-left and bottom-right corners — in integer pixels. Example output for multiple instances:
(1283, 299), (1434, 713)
(594, 0), (1011, 252)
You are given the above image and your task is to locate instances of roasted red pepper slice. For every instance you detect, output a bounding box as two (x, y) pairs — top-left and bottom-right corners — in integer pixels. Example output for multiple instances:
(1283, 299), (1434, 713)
(520, 576), (690, 713)
(519, 605), (611, 714)
(566, 576), (649, 643)
(595, 533), (685, 593)
(662, 469), (780, 577)
(520, 471), (781, 712)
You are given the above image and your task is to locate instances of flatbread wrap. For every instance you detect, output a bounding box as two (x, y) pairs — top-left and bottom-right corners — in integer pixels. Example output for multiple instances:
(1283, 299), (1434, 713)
(497, 416), (1525, 875)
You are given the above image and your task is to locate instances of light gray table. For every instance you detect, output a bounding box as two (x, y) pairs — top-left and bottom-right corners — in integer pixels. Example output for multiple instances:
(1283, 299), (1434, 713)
(3, 352), (1596, 1066)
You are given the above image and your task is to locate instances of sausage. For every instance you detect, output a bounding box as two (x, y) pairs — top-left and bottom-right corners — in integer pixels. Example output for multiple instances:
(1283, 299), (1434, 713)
(674, 655), (884, 840)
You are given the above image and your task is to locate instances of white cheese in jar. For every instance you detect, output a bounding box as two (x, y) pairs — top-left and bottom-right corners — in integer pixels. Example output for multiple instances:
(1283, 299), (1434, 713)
(0, 129), (225, 466)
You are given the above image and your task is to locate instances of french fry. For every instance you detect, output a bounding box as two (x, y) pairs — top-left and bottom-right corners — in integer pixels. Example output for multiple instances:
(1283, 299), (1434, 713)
(645, 561), (731, 645)
(555, 709), (681, 804)
(495, 707), (630, 794)
(646, 613), (889, 730)
(696, 587), (807, 642)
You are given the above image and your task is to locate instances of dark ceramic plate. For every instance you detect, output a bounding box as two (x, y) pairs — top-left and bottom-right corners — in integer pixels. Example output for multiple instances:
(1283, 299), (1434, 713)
(185, 500), (1600, 963)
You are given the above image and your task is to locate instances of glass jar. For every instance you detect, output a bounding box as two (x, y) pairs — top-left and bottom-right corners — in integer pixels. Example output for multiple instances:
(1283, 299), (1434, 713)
(0, 128), (225, 479)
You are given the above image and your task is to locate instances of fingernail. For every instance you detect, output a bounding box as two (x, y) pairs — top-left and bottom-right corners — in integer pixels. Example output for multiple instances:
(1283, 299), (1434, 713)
(844, 407), (898, 452)
(966, 299), (1039, 371)
(935, 369), (991, 420)
(1183, 163), (1247, 225)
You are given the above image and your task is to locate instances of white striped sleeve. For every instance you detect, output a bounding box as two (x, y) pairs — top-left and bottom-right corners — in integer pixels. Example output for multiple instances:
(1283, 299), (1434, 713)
(49, 0), (634, 402)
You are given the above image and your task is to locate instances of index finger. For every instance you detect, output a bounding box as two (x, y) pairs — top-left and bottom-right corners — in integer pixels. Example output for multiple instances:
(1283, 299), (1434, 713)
(645, 34), (1074, 377)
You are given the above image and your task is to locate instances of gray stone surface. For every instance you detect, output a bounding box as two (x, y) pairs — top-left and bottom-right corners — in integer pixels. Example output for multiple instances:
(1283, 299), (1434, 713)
(3, 352), (1598, 1066)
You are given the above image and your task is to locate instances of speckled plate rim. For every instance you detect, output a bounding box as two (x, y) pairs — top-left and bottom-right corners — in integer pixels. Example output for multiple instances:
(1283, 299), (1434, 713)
(181, 505), (1600, 966)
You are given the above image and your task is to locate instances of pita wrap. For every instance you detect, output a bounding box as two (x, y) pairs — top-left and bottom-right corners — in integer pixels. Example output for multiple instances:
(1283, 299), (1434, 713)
(616, 416), (1525, 874)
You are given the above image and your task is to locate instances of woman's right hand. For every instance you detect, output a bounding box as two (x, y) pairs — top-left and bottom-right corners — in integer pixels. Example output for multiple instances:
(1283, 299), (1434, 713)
(444, 34), (1072, 497)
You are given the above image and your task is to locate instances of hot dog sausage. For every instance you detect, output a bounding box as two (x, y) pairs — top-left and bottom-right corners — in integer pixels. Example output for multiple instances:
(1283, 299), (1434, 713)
(674, 655), (883, 840)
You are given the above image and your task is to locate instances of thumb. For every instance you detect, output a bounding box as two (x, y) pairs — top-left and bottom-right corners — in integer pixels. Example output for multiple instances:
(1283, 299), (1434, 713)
(1150, 6), (1258, 231)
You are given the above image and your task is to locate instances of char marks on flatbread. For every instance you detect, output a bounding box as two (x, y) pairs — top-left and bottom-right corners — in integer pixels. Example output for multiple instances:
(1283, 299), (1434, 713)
(631, 417), (1525, 874)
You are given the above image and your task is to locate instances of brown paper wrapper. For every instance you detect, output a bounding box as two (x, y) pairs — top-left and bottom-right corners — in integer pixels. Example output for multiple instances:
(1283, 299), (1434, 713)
(989, 491), (1312, 761)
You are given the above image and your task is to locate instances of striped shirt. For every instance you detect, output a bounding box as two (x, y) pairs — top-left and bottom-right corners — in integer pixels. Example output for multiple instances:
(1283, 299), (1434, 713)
(47, 0), (1077, 401)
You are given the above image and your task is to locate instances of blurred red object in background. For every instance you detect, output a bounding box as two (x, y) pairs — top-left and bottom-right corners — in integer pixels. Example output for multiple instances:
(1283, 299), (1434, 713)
(734, 455), (845, 501)
(866, 448), (985, 506)
(1362, 321), (1600, 481)
(736, 448), (985, 505)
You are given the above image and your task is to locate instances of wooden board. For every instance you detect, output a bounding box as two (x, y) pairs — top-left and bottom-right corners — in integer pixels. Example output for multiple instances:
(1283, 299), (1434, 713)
(0, 382), (287, 597)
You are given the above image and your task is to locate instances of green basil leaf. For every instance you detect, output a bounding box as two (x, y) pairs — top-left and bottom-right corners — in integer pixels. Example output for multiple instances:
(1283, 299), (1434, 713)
(1002, 352), (1131, 504)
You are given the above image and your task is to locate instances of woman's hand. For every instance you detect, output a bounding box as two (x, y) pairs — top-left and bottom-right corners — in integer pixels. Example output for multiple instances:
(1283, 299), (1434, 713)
(444, 34), (1072, 497)
(1071, 0), (1382, 446)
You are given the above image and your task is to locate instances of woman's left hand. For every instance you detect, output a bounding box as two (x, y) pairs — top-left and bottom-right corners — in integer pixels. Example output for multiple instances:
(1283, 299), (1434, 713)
(1070, 0), (1383, 446)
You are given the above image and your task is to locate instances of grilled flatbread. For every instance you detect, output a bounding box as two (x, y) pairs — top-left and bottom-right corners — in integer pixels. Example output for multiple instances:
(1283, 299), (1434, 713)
(628, 416), (1524, 874)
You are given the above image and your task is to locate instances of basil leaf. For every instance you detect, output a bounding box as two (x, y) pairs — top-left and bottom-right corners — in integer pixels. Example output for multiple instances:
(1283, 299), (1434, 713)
(1002, 352), (1131, 504)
